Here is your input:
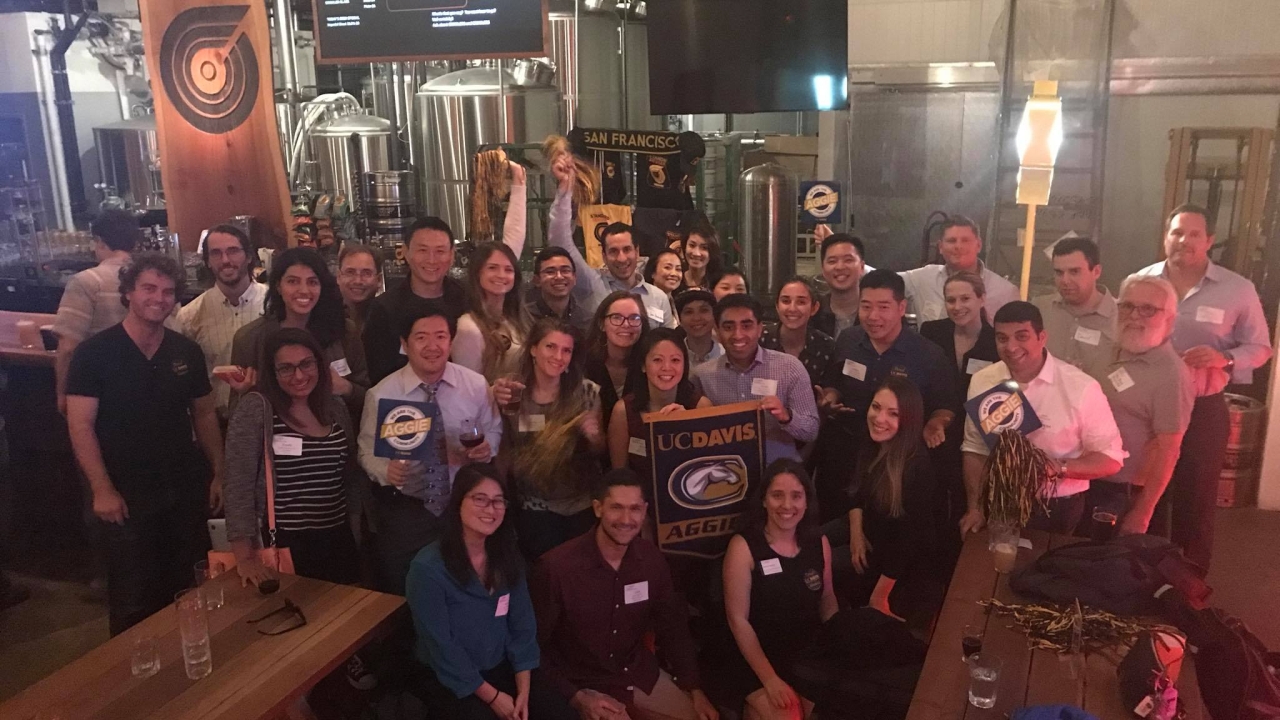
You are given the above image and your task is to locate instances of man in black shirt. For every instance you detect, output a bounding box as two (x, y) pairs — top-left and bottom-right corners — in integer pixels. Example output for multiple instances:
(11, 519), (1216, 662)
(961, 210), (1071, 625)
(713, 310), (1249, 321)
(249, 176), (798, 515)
(525, 246), (591, 334)
(66, 254), (225, 635)
(363, 216), (467, 384)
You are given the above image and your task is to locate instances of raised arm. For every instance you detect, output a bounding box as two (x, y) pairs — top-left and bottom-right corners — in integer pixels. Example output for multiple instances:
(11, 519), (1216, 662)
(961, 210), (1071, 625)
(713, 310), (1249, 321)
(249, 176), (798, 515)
(548, 175), (608, 304)
(502, 163), (527, 258)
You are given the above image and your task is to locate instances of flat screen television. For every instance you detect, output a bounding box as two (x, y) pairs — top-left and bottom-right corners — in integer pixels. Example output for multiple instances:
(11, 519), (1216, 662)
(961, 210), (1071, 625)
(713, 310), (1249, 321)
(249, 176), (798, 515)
(312, 0), (546, 64)
(646, 0), (848, 115)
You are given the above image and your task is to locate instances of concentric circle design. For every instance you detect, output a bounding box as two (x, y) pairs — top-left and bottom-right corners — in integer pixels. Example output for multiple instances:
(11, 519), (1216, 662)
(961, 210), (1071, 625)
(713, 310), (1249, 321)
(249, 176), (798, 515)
(159, 5), (259, 135)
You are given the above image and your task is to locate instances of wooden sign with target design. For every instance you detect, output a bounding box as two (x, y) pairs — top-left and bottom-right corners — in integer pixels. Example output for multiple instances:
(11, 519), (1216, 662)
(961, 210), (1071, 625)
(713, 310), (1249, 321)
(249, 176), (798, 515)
(140, 0), (290, 251)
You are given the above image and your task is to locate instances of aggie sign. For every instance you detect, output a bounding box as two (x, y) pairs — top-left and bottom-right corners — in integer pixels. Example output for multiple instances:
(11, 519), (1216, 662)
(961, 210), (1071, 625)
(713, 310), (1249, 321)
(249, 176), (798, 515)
(646, 401), (764, 558)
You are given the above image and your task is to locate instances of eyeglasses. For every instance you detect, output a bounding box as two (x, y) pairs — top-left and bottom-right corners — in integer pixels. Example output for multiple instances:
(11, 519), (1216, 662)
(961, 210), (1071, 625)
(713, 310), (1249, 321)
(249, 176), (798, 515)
(606, 313), (644, 328)
(539, 266), (575, 278)
(248, 599), (308, 635)
(340, 268), (379, 280)
(467, 493), (508, 510)
(1117, 301), (1164, 318)
(275, 357), (319, 377)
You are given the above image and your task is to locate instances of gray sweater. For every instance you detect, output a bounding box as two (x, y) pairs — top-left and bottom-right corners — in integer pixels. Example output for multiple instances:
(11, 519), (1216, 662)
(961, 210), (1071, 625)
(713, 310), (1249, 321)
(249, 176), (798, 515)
(223, 392), (364, 547)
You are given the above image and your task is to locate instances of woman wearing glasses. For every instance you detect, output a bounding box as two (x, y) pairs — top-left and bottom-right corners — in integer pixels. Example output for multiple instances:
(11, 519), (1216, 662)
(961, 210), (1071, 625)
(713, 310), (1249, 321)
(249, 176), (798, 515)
(229, 248), (368, 419)
(492, 318), (605, 560)
(224, 328), (361, 587)
(453, 242), (533, 383)
(583, 290), (652, 434)
(407, 463), (576, 720)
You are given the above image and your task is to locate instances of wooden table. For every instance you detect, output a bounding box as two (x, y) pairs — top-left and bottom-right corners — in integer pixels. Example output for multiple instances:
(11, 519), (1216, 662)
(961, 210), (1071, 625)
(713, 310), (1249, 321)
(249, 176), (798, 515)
(0, 310), (57, 367)
(0, 573), (405, 720)
(906, 530), (1204, 719)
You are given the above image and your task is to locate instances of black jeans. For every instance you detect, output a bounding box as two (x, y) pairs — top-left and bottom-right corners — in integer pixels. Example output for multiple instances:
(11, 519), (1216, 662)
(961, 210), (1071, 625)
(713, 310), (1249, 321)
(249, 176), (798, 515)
(101, 485), (209, 636)
(372, 483), (443, 596)
(515, 506), (595, 562)
(276, 524), (361, 586)
(1025, 492), (1087, 536)
(1158, 393), (1229, 569)
(413, 660), (577, 720)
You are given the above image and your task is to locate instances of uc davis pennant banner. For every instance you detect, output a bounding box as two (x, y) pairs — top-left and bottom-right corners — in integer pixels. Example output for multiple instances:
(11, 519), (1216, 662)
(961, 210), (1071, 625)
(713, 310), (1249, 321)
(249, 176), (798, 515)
(646, 401), (764, 559)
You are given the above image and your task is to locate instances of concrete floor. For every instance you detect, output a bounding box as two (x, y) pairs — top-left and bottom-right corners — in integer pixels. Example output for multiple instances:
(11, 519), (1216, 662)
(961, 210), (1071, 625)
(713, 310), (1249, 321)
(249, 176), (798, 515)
(2, 508), (1278, 707)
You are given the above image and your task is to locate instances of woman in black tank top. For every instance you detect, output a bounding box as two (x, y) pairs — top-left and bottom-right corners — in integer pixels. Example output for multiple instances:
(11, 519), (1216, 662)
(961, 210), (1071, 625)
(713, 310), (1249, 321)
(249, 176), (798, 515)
(607, 328), (710, 477)
(722, 459), (837, 720)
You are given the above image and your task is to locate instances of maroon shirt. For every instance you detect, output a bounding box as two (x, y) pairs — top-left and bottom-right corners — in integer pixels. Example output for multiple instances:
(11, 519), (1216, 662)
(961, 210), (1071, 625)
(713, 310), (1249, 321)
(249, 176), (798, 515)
(530, 529), (701, 702)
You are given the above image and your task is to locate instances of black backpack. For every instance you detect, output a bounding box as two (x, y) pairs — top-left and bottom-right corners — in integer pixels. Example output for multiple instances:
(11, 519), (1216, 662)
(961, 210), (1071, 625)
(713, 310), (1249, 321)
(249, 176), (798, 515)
(1160, 596), (1280, 720)
(1009, 535), (1209, 616)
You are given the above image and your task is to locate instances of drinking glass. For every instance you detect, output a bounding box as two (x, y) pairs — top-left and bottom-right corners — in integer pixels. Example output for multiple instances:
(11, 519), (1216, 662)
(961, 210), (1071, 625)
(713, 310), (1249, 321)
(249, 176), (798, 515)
(459, 418), (484, 450)
(1090, 507), (1118, 542)
(967, 653), (1002, 709)
(961, 624), (984, 662)
(175, 589), (213, 680)
(990, 524), (1020, 574)
(194, 560), (224, 609)
(131, 636), (160, 678)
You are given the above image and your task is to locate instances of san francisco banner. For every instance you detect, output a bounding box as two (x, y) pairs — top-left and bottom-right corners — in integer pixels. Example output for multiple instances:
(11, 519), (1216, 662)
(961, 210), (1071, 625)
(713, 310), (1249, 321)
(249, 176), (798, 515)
(646, 401), (764, 559)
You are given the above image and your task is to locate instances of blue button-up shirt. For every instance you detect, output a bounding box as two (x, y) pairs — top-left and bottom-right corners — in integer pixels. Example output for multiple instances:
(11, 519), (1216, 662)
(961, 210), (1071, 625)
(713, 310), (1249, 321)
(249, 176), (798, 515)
(1134, 260), (1272, 384)
(690, 346), (820, 462)
(358, 362), (503, 487)
(406, 542), (539, 698)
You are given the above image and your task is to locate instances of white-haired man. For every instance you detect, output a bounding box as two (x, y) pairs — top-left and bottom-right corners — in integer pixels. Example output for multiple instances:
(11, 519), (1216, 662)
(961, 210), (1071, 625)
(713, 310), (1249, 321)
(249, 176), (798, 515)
(1092, 275), (1195, 536)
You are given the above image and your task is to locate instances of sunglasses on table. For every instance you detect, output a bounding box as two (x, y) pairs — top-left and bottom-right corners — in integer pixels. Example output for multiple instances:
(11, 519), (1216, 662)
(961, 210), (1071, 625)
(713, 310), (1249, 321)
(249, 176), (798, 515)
(247, 598), (308, 636)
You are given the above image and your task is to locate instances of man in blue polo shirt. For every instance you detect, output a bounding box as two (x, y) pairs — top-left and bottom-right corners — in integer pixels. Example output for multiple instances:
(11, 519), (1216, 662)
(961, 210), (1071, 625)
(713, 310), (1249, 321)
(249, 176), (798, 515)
(815, 270), (960, 515)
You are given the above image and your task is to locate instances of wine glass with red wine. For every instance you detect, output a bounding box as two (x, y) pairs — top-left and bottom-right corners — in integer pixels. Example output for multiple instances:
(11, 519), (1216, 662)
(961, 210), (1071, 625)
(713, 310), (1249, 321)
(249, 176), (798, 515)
(459, 418), (484, 450)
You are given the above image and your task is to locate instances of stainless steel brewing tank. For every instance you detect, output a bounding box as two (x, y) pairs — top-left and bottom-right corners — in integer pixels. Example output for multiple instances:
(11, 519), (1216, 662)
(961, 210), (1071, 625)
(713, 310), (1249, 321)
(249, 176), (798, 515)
(93, 118), (162, 209)
(309, 112), (392, 203)
(415, 67), (561, 239)
(738, 163), (798, 300)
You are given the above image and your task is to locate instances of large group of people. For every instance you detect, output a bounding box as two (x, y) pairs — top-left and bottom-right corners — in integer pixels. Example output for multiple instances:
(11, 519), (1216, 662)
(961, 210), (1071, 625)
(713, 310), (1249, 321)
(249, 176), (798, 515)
(50, 185), (1270, 717)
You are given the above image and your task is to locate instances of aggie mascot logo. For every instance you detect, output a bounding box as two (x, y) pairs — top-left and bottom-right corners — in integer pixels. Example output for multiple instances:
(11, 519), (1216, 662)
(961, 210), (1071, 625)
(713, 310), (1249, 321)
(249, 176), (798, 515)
(374, 399), (440, 461)
(964, 380), (1043, 449)
(648, 402), (764, 558)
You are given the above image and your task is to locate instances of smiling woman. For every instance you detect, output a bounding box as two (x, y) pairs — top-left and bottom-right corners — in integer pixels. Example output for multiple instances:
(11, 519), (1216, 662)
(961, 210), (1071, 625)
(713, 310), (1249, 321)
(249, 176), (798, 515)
(452, 242), (532, 382)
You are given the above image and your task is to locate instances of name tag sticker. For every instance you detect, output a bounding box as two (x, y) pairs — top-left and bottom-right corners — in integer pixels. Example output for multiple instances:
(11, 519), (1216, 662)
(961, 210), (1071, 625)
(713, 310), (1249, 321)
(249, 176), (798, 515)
(272, 435), (303, 457)
(966, 358), (992, 375)
(1074, 327), (1102, 346)
(647, 307), (666, 325)
(495, 593), (510, 617)
(751, 377), (778, 397)
(1109, 367), (1135, 392)
(1196, 306), (1226, 325)
(843, 360), (867, 381)
(624, 581), (649, 604)
(519, 414), (546, 433)
(760, 558), (783, 575)
(1018, 538), (1033, 550)
(399, 344), (407, 356)
(628, 437), (647, 457)
(330, 358), (352, 377)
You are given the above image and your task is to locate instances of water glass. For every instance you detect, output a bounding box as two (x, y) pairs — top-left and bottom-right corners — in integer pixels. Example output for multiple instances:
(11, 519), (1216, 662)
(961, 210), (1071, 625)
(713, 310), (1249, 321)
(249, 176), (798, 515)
(175, 589), (213, 680)
(131, 637), (160, 678)
(967, 653), (1002, 709)
(194, 559), (225, 609)
(990, 523), (1020, 574)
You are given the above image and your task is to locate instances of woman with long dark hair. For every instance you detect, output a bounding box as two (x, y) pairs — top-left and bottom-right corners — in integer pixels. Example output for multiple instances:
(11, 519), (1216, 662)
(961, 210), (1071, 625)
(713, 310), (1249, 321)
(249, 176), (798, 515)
(406, 464), (575, 720)
(608, 327), (711, 476)
(453, 241), (533, 382)
(760, 276), (837, 387)
(722, 459), (837, 720)
(583, 290), (652, 433)
(679, 220), (723, 293)
(848, 376), (934, 620)
(493, 317), (605, 560)
(225, 327), (361, 585)
(229, 247), (367, 417)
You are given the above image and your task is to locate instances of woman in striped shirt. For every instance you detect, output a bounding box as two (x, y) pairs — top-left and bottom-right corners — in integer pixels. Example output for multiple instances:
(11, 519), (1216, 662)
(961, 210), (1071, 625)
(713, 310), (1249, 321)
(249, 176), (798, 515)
(224, 327), (361, 587)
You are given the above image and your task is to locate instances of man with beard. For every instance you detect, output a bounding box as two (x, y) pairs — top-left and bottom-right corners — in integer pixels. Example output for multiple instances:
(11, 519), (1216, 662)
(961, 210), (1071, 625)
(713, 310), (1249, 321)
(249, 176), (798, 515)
(66, 255), (224, 634)
(176, 224), (266, 420)
(526, 246), (591, 333)
(1033, 237), (1116, 378)
(337, 244), (382, 339)
(531, 468), (718, 720)
(960, 302), (1124, 536)
(899, 215), (1019, 323)
(1092, 275), (1194, 536)
(1133, 204), (1271, 568)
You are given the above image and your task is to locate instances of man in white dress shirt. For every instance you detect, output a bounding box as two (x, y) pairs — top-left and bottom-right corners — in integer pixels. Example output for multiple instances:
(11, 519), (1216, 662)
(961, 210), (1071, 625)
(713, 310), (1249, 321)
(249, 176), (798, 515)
(900, 215), (1019, 323)
(960, 301), (1125, 536)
